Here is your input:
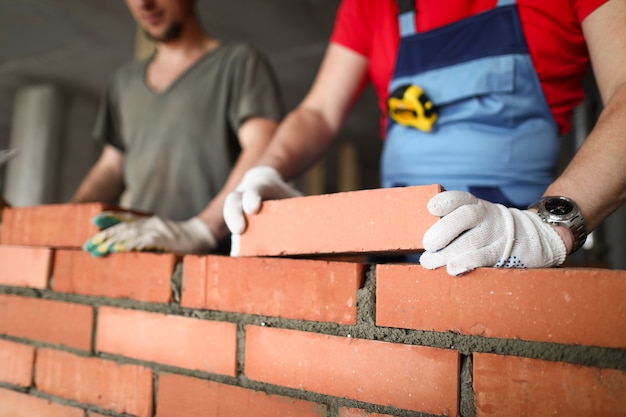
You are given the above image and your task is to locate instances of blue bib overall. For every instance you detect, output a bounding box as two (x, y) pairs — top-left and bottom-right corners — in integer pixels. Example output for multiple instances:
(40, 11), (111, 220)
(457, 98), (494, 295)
(382, 0), (561, 208)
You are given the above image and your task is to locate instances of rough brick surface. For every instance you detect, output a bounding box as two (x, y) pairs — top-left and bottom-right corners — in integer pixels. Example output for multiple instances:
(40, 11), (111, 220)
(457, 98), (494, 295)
(156, 373), (327, 417)
(0, 339), (34, 386)
(239, 184), (442, 256)
(474, 353), (626, 417)
(0, 245), (52, 288)
(182, 255), (364, 324)
(97, 307), (238, 376)
(339, 408), (395, 417)
(0, 388), (85, 417)
(0, 295), (92, 350)
(245, 326), (459, 416)
(0, 203), (146, 248)
(35, 348), (153, 417)
(53, 250), (176, 303)
(377, 265), (626, 348)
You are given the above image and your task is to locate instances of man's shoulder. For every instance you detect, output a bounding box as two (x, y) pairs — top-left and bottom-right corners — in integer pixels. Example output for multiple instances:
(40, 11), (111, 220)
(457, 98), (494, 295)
(216, 41), (266, 63)
(111, 57), (150, 84)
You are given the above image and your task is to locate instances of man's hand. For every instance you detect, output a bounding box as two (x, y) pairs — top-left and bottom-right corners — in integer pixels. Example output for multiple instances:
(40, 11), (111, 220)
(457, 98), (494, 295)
(223, 166), (301, 255)
(420, 191), (567, 276)
(84, 212), (217, 256)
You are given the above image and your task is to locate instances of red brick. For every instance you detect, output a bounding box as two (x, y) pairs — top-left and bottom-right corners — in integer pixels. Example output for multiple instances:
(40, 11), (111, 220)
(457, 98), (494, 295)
(0, 295), (92, 350)
(0, 203), (145, 248)
(245, 326), (459, 416)
(182, 255), (364, 324)
(339, 408), (395, 417)
(0, 388), (85, 417)
(0, 339), (34, 386)
(156, 373), (327, 417)
(474, 353), (626, 417)
(53, 250), (176, 303)
(0, 245), (52, 288)
(97, 307), (237, 376)
(35, 348), (153, 417)
(377, 265), (626, 349)
(87, 414), (108, 417)
(239, 184), (442, 256)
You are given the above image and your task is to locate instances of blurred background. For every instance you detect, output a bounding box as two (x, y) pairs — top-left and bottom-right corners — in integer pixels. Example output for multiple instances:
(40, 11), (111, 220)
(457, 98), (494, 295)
(0, 0), (623, 268)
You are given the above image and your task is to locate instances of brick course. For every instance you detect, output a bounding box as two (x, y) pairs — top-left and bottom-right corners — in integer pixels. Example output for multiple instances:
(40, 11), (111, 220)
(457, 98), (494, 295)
(0, 295), (93, 350)
(1, 194), (625, 417)
(35, 348), (153, 417)
(473, 353), (626, 417)
(53, 250), (176, 303)
(377, 265), (626, 348)
(182, 255), (364, 324)
(245, 325), (460, 416)
(0, 203), (144, 248)
(97, 307), (238, 376)
(0, 245), (52, 288)
(157, 373), (328, 417)
(0, 339), (34, 386)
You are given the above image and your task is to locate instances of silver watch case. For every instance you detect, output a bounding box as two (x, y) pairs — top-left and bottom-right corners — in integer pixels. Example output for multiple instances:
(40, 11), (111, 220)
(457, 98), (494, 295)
(529, 196), (588, 253)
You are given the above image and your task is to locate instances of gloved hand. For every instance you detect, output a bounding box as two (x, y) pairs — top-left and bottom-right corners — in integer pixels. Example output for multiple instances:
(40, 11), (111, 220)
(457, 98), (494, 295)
(84, 212), (217, 257)
(223, 166), (301, 255)
(420, 191), (567, 276)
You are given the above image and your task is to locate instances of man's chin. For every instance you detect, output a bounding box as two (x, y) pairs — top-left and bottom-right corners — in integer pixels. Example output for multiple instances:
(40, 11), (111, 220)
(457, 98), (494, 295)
(142, 23), (182, 43)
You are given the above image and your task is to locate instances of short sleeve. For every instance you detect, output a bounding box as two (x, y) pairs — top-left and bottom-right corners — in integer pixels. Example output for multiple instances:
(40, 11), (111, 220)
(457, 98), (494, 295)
(227, 45), (285, 132)
(92, 78), (125, 152)
(330, 0), (372, 57)
(570, 0), (608, 22)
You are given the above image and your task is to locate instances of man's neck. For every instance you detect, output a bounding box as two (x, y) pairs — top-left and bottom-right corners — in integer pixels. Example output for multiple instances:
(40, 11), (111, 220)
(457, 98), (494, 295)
(145, 22), (220, 93)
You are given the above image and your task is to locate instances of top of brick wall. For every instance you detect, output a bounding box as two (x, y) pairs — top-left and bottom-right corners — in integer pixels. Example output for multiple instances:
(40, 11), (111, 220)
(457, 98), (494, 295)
(0, 203), (145, 248)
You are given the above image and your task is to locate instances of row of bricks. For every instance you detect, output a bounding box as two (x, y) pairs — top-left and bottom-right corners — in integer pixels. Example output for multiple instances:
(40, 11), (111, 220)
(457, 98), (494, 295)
(0, 185), (442, 255)
(2, 338), (625, 417)
(2, 246), (626, 348)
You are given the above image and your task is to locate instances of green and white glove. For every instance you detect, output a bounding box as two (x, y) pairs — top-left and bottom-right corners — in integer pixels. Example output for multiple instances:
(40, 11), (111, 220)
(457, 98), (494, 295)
(84, 212), (217, 257)
(420, 191), (567, 276)
(223, 166), (301, 256)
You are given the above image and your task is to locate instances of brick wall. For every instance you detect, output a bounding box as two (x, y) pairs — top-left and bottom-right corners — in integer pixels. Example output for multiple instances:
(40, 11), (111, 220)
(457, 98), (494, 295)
(1, 187), (625, 417)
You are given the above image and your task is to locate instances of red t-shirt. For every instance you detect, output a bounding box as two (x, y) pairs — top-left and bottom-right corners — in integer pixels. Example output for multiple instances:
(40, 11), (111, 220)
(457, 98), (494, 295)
(330, 0), (607, 135)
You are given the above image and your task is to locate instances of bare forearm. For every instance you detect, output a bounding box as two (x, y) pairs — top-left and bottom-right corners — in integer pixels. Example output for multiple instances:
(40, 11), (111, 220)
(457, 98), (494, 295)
(256, 106), (337, 181)
(71, 168), (124, 204)
(198, 117), (280, 240)
(545, 82), (626, 232)
(70, 145), (125, 204)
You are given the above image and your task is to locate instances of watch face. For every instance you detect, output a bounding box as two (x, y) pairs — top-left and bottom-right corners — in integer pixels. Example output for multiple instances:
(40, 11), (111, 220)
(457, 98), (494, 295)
(545, 198), (573, 216)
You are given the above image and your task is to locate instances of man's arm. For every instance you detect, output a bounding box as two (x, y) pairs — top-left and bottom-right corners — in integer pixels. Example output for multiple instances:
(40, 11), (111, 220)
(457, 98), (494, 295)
(70, 144), (125, 204)
(543, 0), (626, 252)
(196, 117), (279, 241)
(254, 43), (370, 180)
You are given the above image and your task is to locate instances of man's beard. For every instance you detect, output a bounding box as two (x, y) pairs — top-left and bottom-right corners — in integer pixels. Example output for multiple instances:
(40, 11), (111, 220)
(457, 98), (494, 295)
(143, 21), (183, 43)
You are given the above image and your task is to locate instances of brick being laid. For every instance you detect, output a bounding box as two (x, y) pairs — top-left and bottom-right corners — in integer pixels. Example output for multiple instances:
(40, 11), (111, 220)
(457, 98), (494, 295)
(238, 184), (443, 257)
(0, 203), (147, 248)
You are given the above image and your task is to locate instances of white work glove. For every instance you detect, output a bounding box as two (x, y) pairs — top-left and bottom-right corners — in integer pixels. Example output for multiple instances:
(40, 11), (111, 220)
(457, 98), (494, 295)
(420, 191), (567, 276)
(84, 213), (217, 257)
(223, 166), (301, 255)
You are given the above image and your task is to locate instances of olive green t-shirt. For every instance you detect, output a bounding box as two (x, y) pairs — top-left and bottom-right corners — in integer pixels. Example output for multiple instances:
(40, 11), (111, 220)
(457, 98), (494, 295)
(93, 42), (284, 220)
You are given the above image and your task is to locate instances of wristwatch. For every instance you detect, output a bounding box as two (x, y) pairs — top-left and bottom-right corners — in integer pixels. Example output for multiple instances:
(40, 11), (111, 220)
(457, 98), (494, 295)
(529, 196), (588, 253)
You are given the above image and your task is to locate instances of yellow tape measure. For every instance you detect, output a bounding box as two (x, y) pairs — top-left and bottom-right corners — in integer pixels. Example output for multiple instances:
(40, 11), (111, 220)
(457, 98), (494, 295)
(388, 85), (438, 132)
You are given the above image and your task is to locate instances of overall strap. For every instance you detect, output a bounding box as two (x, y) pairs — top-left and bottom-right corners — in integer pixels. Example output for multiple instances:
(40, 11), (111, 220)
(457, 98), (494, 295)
(397, 0), (416, 37)
(396, 0), (517, 37)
